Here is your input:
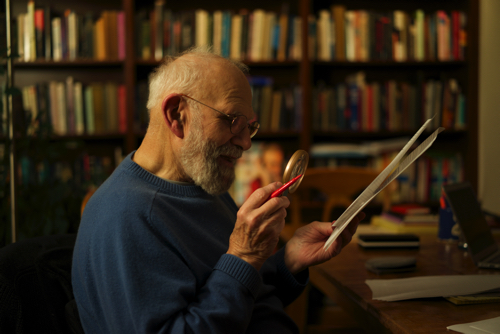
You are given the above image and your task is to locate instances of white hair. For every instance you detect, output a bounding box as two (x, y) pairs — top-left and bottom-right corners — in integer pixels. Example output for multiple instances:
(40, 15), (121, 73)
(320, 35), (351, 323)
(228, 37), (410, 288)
(146, 46), (249, 112)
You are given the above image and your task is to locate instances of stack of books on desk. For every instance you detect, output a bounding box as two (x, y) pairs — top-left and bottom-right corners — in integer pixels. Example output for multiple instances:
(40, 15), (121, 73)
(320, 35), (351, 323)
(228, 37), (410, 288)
(371, 204), (439, 234)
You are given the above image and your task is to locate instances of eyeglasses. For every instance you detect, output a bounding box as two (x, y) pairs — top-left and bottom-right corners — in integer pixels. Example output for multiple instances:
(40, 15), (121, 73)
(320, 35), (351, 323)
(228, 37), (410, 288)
(179, 94), (260, 138)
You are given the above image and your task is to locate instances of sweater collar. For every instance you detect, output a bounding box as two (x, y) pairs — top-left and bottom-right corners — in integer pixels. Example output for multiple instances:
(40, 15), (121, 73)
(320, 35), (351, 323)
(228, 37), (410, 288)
(122, 151), (211, 198)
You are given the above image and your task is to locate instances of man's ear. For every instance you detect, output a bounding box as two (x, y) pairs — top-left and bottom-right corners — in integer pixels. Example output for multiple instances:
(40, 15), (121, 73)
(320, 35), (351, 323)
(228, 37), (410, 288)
(161, 94), (185, 139)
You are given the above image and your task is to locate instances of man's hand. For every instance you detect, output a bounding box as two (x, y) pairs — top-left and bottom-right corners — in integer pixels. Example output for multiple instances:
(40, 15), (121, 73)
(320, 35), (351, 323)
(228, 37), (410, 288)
(284, 212), (366, 275)
(227, 182), (290, 271)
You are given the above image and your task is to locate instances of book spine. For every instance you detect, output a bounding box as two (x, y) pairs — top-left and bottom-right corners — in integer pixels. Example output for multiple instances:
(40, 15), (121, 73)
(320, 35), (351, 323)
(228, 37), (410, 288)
(117, 11), (126, 60)
(118, 85), (127, 133)
(66, 76), (75, 134)
(84, 85), (95, 134)
(52, 18), (62, 61)
(74, 82), (84, 135)
(34, 8), (44, 60)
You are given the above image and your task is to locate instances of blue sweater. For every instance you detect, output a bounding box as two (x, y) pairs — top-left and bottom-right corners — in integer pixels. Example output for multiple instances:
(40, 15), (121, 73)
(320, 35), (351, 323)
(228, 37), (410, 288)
(72, 152), (307, 333)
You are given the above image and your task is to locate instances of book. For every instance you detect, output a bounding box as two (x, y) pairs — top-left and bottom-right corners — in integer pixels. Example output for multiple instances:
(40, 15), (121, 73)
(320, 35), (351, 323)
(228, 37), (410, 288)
(17, 13), (25, 60)
(389, 203), (431, 215)
(317, 9), (332, 61)
(56, 81), (67, 134)
(277, 7), (289, 61)
(107, 10), (118, 60)
(270, 90), (283, 131)
(34, 8), (44, 59)
(36, 82), (50, 132)
(371, 215), (439, 234)
(84, 85), (95, 134)
(117, 85), (127, 133)
(65, 76), (75, 134)
(117, 11), (125, 60)
(230, 14), (243, 59)
(324, 118), (444, 250)
(381, 211), (438, 224)
(74, 82), (84, 135)
(445, 289), (500, 305)
(195, 8), (209, 48)
(104, 82), (118, 132)
(44, 6), (52, 60)
(26, 0), (36, 61)
(212, 10), (222, 55)
(358, 233), (420, 249)
(67, 10), (78, 60)
(154, 0), (165, 60)
(49, 81), (59, 133)
(92, 83), (105, 133)
(81, 12), (94, 59)
(221, 11), (231, 58)
(331, 5), (346, 61)
(250, 9), (265, 61)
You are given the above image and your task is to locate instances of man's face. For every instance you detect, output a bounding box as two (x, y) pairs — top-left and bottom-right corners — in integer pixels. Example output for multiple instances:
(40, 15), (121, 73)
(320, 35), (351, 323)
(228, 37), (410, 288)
(179, 62), (254, 195)
(180, 113), (243, 195)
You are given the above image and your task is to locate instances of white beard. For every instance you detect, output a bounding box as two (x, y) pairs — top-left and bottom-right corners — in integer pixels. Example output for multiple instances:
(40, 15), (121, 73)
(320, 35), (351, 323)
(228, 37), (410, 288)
(181, 118), (242, 195)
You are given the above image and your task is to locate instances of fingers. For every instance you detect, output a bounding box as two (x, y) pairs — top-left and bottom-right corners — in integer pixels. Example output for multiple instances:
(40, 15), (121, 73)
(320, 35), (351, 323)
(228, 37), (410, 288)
(229, 183), (290, 270)
(347, 212), (365, 235)
(309, 221), (334, 238)
(244, 182), (282, 208)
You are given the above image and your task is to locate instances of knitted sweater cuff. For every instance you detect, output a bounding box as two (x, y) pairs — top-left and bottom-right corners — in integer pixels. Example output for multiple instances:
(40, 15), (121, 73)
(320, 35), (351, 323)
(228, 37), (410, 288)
(214, 254), (262, 299)
(275, 248), (309, 288)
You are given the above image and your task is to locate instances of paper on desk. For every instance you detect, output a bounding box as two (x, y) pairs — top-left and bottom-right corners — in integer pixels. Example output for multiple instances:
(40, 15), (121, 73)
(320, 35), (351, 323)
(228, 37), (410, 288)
(324, 117), (444, 251)
(366, 275), (500, 302)
(447, 316), (500, 334)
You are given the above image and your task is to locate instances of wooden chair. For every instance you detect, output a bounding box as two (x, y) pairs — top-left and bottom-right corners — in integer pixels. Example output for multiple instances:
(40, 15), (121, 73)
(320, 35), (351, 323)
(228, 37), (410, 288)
(281, 166), (390, 241)
(283, 166), (390, 334)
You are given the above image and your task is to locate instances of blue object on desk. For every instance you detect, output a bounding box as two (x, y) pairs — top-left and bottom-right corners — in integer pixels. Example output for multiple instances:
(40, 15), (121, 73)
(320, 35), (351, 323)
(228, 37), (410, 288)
(438, 195), (459, 241)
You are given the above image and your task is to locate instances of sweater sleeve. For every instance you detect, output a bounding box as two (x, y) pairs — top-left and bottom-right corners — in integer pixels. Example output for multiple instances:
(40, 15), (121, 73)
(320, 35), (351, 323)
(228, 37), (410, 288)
(74, 221), (263, 334)
(262, 248), (309, 307)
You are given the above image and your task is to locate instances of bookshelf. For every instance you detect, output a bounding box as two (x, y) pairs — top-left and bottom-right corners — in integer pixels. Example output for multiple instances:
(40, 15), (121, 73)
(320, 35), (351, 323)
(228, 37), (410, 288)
(2, 0), (479, 240)
(305, 0), (479, 206)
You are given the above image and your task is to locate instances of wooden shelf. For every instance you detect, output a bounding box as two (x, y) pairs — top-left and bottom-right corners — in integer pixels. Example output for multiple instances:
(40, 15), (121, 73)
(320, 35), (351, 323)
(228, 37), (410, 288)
(7, 0), (479, 197)
(314, 60), (467, 67)
(312, 129), (468, 140)
(136, 59), (301, 67)
(14, 60), (124, 68)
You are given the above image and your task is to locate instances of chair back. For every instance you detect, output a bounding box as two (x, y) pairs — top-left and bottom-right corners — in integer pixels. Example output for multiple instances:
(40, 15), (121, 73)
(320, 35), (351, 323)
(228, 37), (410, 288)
(0, 234), (84, 334)
(289, 166), (390, 225)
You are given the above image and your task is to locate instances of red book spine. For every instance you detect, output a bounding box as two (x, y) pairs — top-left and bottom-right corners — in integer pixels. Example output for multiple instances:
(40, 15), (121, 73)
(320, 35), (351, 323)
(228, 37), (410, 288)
(367, 84), (373, 131)
(452, 11), (460, 61)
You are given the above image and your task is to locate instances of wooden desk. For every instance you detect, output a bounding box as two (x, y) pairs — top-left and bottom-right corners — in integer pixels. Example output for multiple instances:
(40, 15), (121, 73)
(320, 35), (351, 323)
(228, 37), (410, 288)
(310, 234), (500, 333)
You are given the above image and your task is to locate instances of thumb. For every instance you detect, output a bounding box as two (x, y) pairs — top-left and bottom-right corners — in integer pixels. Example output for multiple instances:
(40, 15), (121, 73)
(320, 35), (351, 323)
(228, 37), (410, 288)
(313, 221), (334, 238)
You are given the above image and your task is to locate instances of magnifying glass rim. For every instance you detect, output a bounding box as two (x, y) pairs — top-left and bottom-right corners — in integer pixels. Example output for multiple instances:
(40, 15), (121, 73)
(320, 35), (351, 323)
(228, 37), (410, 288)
(282, 150), (309, 194)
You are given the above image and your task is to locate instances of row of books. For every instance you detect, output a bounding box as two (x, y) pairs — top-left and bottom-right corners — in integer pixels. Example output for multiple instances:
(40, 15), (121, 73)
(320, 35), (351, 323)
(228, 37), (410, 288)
(314, 6), (466, 62)
(312, 72), (466, 132)
(17, 150), (120, 189)
(136, 3), (301, 62)
(379, 150), (464, 203)
(312, 143), (463, 203)
(21, 79), (127, 136)
(17, 1), (125, 62)
(134, 77), (303, 134)
(369, 203), (439, 234)
(248, 76), (302, 132)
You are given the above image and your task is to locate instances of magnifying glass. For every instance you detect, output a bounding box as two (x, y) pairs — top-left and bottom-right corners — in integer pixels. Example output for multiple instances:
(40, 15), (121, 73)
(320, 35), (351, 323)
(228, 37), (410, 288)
(268, 150), (309, 199)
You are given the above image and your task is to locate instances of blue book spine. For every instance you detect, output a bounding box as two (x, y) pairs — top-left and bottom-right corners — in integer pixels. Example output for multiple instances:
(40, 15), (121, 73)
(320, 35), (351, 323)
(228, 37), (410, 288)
(221, 11), (231, 58)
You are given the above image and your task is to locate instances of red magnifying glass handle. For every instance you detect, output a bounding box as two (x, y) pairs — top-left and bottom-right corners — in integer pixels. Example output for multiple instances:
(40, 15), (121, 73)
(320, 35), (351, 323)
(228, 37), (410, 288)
(267, 174), (302, 201)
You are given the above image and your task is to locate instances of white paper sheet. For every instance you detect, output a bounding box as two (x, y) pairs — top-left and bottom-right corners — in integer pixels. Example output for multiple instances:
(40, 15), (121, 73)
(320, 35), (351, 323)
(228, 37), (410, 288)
(448, 316), (500, 334)
(324, 117), (444, 251)
(365, 275), (500, 301)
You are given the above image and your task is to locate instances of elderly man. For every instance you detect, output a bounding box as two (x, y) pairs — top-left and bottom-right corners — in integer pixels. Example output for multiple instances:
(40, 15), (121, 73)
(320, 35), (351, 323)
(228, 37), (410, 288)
(72, 47), (364, 333)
